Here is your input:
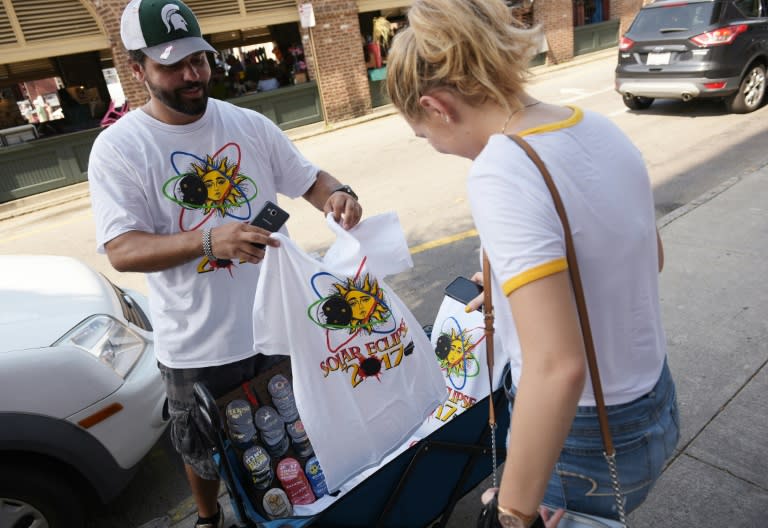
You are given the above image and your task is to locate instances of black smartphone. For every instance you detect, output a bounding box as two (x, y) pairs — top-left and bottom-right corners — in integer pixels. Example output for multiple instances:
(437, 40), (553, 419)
(250, 200), (290, 249)
(444, 276), (484, 310)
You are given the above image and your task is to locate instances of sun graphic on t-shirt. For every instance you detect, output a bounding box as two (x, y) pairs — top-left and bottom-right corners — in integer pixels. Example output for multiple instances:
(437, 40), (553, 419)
(333, 274), (389, 333)
(191, 155), (245, 214)
(436, 328), (478, 379)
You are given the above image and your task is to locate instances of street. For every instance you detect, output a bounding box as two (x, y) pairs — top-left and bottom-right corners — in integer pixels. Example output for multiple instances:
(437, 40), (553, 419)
(1, 50), (768, 527)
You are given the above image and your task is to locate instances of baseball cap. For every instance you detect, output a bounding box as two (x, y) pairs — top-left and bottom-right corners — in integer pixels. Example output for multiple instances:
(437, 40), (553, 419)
(121, 0), (216, 65)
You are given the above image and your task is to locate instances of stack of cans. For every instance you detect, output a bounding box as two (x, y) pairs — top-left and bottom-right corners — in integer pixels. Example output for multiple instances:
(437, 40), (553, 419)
(276, 457), (316, 505)
(242, 445), (273, 490)
(304, 456), (328, 499)
(225, 399), (257, 449)
(267, 374), (300, 423)
(254, 405), (290, 457)
(286, 419), (314, 458)
(262, 488), (293, 519)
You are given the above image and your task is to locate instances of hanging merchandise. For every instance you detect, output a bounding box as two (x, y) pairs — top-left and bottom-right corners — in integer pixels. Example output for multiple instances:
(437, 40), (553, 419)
(252, 212), (446, 491)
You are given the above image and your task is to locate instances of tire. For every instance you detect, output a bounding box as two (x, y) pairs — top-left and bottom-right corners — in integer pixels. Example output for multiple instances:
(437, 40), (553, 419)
(0, 464), (85, 528)
(725, 63), (766, 114)
(622, 95), (654, 110)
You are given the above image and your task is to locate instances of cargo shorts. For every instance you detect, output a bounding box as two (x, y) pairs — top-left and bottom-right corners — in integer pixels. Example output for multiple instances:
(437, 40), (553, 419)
(158, 353), (286, 480)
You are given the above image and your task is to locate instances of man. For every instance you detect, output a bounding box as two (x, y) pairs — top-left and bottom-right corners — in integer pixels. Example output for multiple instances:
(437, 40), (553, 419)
(88, 1), (362, 526)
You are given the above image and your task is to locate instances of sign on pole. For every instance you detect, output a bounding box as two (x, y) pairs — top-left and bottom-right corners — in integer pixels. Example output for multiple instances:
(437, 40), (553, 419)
(299, 3), (316, 28)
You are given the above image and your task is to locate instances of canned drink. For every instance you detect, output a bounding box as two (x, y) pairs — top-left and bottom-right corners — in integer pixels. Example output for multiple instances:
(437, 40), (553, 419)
(276, 457), (316, 505)
(304, 457), (328, 499)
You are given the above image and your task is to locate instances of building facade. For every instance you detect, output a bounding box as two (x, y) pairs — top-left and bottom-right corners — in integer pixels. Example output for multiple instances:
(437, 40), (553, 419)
(0, 0), (643, 203)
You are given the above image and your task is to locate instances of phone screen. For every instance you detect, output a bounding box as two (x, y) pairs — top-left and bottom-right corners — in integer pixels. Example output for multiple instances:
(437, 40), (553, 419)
(444, 276), (483, 309)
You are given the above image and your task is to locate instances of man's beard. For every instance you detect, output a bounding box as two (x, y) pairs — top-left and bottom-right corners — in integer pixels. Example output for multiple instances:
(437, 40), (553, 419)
(146, 80), (209, 116)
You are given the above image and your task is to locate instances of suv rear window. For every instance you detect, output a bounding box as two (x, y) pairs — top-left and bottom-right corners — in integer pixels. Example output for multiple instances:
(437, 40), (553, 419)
(629, 2), (721, 38)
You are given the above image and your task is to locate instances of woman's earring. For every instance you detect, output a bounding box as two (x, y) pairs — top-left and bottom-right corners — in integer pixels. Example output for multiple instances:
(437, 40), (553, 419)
(443, 115), (450, 124)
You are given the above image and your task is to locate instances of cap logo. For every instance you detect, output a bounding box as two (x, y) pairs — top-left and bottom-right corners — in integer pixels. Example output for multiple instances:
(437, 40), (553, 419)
(160, 45), (174, 60)
(161, 4), (189, 33)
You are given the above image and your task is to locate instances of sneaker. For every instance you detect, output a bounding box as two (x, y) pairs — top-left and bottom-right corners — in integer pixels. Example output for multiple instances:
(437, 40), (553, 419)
(194, 502), (224, 528)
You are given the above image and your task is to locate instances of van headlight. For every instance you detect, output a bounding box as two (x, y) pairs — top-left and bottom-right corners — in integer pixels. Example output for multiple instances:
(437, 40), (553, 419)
(54, 315), (146, 378)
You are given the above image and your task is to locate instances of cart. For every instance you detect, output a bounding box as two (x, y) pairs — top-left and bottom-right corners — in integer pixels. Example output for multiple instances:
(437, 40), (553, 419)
(193, 357), (511, 528)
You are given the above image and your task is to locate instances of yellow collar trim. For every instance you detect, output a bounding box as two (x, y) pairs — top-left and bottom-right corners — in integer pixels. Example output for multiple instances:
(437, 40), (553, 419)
(518, 105), (583, 137)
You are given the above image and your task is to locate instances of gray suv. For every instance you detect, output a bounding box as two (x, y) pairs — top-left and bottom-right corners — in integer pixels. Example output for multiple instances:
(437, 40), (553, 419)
(615, 0), (768, 113)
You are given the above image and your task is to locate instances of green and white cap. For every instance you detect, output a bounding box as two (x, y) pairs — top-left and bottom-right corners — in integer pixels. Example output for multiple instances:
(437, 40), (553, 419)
(121, 0), (215, 65)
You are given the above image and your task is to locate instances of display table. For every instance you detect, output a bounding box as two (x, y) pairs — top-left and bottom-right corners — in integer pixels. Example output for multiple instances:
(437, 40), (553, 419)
(0, 124), (38, 146)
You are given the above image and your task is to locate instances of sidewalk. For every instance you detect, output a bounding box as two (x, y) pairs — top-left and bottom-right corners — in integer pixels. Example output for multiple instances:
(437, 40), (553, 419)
(157, 164), (768, 528)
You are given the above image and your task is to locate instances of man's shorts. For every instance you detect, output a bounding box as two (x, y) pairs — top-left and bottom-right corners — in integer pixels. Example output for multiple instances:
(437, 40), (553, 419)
(158, 354), (285, 480)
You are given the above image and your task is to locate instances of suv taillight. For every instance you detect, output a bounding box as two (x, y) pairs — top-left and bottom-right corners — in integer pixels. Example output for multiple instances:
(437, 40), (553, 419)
(690, 24), (748, 47)
(619, 36), (635, 51)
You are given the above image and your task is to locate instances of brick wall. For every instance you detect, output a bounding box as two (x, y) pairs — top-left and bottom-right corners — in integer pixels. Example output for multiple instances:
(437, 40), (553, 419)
(89, 0), (147, 110)
(612, 0), (644, 37)
(299, 0), (371, 123)
(534, 0), (575, 64)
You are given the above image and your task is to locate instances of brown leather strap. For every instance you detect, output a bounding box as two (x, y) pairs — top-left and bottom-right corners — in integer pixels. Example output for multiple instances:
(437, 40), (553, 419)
(482, 250), (496, 426)
(505, 134), (615, 456)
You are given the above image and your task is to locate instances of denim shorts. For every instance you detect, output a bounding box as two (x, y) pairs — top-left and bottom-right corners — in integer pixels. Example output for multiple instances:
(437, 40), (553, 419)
(158, 353), (285, 480)
(505, 361), (680, 519)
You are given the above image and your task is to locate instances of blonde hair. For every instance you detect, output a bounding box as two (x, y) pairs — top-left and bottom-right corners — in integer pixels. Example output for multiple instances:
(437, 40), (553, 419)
(386, 0), (538, 121)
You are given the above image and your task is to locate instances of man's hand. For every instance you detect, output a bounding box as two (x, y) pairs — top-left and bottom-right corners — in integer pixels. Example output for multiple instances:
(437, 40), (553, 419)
(324, 191), (362, 230)
(208, 221), (281, 264)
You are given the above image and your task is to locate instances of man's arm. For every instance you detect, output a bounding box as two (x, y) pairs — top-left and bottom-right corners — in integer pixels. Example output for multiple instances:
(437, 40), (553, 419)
(105, 221), (281, 273)
(303, 170), (362, 230)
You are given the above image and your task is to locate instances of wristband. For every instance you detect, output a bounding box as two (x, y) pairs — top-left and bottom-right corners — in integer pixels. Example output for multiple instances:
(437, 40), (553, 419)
(202, 227), (216, 261)
(497, 503), (538, 528)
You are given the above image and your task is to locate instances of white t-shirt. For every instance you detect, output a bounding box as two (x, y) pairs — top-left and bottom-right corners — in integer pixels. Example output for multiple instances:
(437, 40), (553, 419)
(468, 107), (666, 406)
(88, 98), (318, 368)
(252, 213), (446, 491)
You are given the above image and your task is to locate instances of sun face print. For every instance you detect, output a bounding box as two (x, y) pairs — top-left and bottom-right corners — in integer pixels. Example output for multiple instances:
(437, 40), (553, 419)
(333, 275), (389, 334)
(163, 143), (259, 228)
(435, 327), (481, 388)
(190, 155), (246, 215)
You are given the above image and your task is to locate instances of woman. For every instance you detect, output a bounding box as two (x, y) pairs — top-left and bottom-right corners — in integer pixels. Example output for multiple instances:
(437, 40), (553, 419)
(386, 1), (680, 527)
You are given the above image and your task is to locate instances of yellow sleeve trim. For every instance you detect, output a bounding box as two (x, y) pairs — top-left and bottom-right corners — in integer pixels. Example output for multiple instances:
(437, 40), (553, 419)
(519, 106), (583, 137)
(502, 258), (568, 295)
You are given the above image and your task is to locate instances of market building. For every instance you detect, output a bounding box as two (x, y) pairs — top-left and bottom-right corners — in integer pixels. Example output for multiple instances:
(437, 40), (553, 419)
(0, 0), (643, 203)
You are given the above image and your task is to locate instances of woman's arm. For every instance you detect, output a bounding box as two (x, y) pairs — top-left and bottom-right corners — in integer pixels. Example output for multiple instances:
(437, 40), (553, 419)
(496, 270), (587, 519)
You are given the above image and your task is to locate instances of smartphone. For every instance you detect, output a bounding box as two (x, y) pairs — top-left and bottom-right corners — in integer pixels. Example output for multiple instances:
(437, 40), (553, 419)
(250, 200), (290, 249)
(444, 276), (484, 310)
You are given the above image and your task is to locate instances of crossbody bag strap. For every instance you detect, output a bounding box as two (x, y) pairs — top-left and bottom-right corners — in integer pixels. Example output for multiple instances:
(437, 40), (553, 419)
(506, 134), (628, 526)
(482, 250), (499, 488)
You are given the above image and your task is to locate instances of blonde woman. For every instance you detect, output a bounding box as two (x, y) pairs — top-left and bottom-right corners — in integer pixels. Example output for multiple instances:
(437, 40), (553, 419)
(386, 1), (679, 527)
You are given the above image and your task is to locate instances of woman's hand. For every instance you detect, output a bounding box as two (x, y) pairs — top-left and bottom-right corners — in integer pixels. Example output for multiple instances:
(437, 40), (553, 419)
(481, 488), (564, 528)
(463, 271), (485, 312)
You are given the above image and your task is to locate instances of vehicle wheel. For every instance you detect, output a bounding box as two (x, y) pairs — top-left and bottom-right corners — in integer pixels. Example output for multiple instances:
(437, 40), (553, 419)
(725, 63), (766, 113)
(0, 464), (85, 528)
(623, 95), (654, 110)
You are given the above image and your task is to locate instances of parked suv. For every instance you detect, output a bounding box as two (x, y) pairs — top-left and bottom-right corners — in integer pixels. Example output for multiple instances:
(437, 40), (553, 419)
(615, 0), (768, 113)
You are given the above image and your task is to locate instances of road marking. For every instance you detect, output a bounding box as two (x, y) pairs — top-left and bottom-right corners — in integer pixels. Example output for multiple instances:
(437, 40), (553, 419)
(559, 86), (615, 104)
(410, 229), (478, 255)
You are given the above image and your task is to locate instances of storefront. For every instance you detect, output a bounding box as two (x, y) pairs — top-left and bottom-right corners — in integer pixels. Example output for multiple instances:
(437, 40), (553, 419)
(1, 0), (641, 205)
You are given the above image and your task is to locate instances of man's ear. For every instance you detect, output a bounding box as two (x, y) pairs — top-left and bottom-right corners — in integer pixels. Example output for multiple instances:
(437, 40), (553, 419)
(131, 62), (145, 82)
(419, 92), (455, 123)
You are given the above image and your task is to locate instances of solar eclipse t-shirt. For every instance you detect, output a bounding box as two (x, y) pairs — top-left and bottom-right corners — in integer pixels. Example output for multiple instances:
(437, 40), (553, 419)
(252, 212), (446, 490)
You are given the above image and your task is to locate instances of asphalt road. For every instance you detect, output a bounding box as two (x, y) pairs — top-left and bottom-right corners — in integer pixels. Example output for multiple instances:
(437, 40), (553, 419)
(1, 49), (767, 528)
